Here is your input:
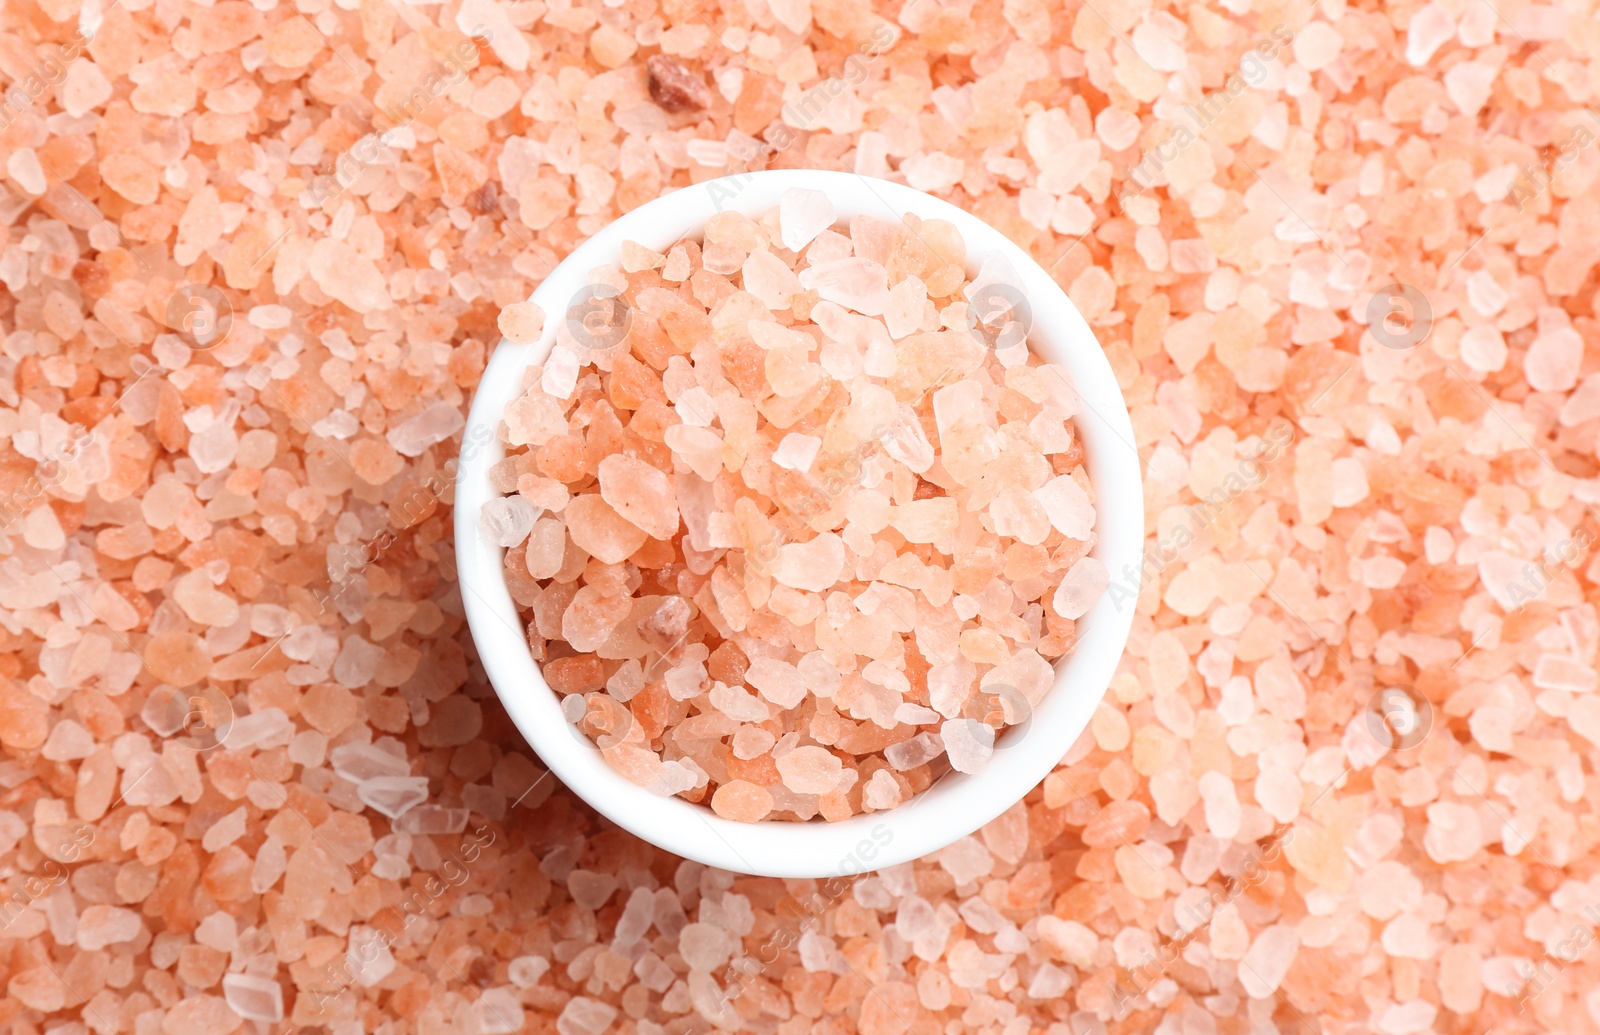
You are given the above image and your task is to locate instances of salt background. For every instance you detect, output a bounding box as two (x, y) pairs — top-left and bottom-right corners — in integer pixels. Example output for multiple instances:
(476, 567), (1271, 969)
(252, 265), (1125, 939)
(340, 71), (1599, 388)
(0, 1), (1595, 1034)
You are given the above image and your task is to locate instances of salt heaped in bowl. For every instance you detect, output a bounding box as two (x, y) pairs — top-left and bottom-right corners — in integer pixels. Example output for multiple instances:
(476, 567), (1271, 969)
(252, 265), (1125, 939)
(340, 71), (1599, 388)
(485, 188), (1107, 822)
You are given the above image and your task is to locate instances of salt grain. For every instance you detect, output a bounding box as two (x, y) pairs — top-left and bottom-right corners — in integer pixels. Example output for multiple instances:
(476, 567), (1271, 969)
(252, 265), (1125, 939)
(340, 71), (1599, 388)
(0, 9), (1563, 1031)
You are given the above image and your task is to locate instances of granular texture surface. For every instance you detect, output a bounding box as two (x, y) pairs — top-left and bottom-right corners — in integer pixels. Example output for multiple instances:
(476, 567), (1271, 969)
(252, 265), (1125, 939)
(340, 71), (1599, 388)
(0, 1), (1597, 1034)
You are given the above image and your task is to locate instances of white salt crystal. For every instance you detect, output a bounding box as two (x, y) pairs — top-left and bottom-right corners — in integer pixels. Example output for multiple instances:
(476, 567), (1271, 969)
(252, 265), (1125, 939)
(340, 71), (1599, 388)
(664, 659), (708, 700)
(929, 659), (977, 717)
(252, 835), (287, 894)
(1027, 963), (1072, 999)
(395, 805), (470, 834)
(541, 344), (581, 400)
(387, 401), (465, 457)
(480, 495), (540, 547)
(509, 955), (551, 988)
(780, 188), (835, 252)
(933, 380), (985, 441)
(1459, 325), (1506, 372)
(347, 925), (396, 986)
(1405, 3), (1456, 66)
(894, 702), (941, 725)
(201, 806), (248, 852)
(1198, 770), (1241, 839)
(656, 759), (708, 795)
(746, 657), (807, 709)
(1034, 474), (1095, 539)
(221, 708), (289, 749)
(863, 770), (902, 810)
(614, 888), (655, 947)
(76, 905), (142, 950)
(333, 635), (386, 688)
(1238, 924), (1299, 997)
(709, 682), (771, 722)
(883, 405), (934, 473)
(194, 911), (237, 954)
(567, 869), (619, 909)
(332, 743), (411, 782)
(940, 718), (995, 774)
(743, 249), (804, 309)
(797, 258), (891, 316)
(775, 745), (847, 794)
(679, 922), (736, 970)
(775, 533), (846, 592)
(1526, 319), (1582, 392)
(1376, 999), (1437, 1035)
(476, 988), (527, 1035)
(223, 973), (284, 1022)
(732, 726), (777, 758)
(607, 659), (645, 702)
(771, 433), (821, 472)
(41, 719), (94, 761)
(674, 386), (716, 426)
(356, 775), (430, 818)
(798, 651), (841, 698)
(1052, 556), (1108, 619)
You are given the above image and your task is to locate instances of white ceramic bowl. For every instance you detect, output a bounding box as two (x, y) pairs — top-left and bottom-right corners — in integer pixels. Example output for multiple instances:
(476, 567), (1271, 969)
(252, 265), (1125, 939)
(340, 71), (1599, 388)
(455, 170), (1141, 878)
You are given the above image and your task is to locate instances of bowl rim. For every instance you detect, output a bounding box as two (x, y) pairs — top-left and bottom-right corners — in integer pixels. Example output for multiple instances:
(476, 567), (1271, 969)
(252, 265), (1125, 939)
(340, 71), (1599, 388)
(454, 169), (1143, 878)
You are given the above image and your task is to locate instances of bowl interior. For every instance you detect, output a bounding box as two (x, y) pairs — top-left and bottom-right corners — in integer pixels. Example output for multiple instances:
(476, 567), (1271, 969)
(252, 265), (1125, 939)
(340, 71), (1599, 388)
(454, 170), (1142, 878)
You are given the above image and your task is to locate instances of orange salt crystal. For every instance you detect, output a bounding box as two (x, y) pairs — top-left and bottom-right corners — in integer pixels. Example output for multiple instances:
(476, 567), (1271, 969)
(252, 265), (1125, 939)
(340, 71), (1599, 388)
(710, 779), (773, 822)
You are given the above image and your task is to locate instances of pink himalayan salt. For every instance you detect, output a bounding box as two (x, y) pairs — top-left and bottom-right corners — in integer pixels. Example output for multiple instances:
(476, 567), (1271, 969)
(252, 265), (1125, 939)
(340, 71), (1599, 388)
(496, 206), (1101, 820)
(779, 187), (835, 252)
(798, 258), (892, 316)
(222, 974), (283, 1022)
(940, 719), (994, 774)
(745, 657), (806, 708)
(557, 997), (618, 1035)
(15, 4), (1600, 1033)
(162, 995), (243, 1035)
(773, 533), (847, 592)
(1405, 3), (1456, 66)
(711, 779), (774, 821)
(1237, 924), (1300, 998)
(1052, 556), (1108, 619)
(775, 745), (848, 794)
(76, 904), (143, 950)
(498, 300), (546, 343)
(564, 495), (648, 564)
(598, 454), (680, 539)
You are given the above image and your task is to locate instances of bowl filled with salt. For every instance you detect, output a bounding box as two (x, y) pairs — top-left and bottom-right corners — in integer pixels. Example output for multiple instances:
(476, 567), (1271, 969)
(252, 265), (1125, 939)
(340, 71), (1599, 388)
(456, 170), (1141, 877)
